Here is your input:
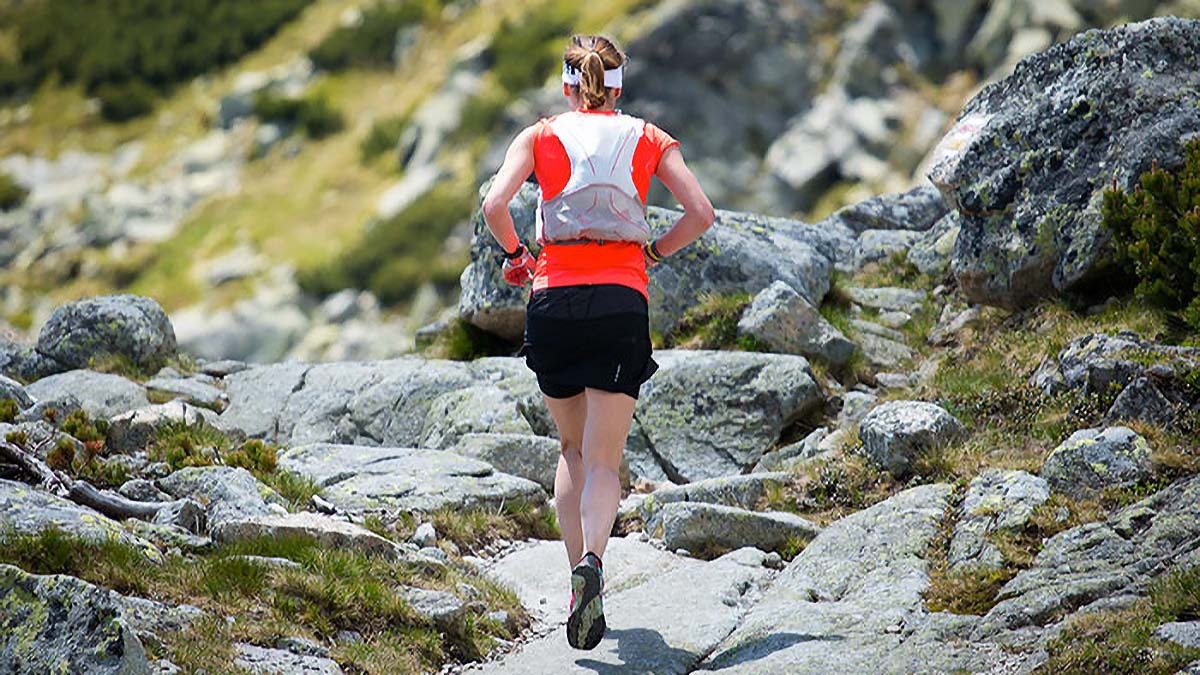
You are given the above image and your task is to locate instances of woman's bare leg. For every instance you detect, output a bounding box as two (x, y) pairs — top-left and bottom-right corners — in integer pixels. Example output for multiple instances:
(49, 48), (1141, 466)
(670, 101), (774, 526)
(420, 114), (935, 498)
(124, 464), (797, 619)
(543, 392), (588, 569)
(579, 387), (636, 561)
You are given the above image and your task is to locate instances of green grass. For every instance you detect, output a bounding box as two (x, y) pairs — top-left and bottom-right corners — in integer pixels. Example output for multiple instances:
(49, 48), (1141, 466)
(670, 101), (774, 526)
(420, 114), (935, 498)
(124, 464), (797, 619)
(0, 527), (530, 674)
(360, 113), (411, 164)
(259, 470), (324, 512)
(422, 318), (517, 360)
(658, 292), (754, 350)
(1038, 566), (1200, 674)
(253, 91), (345, 139)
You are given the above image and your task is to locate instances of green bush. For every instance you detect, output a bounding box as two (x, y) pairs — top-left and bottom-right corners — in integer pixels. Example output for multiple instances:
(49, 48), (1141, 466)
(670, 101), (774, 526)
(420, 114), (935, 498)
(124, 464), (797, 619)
(1, 0), (312, 111)
(95, 79), (157, 122)
(297, 183), (471, 304)
(1104, 138), (1200, 328)
(253, 92), (345, 139)
(0, 399), (17, 424)
(361, 114), (411, 163)
(491, 1), (579, 94)
(309, 1), (426, 71)
(0, 172), (28, 211)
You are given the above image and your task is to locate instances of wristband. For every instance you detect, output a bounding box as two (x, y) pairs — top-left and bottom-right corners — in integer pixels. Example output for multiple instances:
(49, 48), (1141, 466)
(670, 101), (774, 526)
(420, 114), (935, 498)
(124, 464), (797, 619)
(644, 240), (665, 262)
(503, 243), (526, 260)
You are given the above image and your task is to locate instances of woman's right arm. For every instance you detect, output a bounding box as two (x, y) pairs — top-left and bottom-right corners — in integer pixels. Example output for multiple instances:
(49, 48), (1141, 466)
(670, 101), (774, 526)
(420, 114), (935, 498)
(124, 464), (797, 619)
(651, 146), (716, 258)
(481, 125), (537, 254)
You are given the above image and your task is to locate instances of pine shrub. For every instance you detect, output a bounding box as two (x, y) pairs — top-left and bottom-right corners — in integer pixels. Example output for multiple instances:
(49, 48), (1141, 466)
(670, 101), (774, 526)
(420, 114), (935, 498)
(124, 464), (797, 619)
(1103, 138), (1200, 329)
(0, 173), (28, 211)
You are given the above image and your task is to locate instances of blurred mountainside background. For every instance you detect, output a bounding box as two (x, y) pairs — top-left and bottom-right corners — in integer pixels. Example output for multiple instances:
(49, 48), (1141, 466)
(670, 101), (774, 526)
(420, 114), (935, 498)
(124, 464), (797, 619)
(0, 0), (1196, 363)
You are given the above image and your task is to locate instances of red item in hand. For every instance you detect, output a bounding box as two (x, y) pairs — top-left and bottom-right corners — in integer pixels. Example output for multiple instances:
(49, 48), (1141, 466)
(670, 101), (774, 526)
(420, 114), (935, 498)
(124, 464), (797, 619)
(502, 247), (537, 286)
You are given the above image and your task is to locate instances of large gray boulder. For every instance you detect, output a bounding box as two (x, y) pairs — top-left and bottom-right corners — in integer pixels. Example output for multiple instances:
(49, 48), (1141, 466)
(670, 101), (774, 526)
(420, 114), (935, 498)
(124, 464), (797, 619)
(1041, 426), (1153, 497)
(660, 502), (822, 555)
(975, 473), (1200, 640)
(699, 484), (1007, 673)
(949, 469), (1050, 570)
(156, 466), (287, 530)
(928, 18), (1200, 308)
(218, 359), (479, 447)
(0, 564), (153, 675)
(25, 370), (149, 419)
(737, 281), (856, 366)
(634, 350), (826, 482)
(458, 182), (842, 342)
(35, 294), (176, 374)
(859, 401), (967, 478)
(278, 443), (546, 512)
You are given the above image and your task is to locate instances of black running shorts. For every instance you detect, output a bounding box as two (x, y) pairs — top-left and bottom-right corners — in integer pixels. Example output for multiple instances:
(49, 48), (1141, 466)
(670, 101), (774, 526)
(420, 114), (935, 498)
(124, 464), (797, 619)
(518, 284), (659, 400)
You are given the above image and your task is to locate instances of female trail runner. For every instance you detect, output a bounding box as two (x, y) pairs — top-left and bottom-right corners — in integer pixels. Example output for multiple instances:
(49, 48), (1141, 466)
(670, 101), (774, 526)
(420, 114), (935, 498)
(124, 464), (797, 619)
(481, 33), (714, 650)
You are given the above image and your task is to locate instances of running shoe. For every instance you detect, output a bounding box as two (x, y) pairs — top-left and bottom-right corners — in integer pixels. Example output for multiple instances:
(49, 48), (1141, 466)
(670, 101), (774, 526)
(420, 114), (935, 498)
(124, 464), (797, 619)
(567, 551), (606, 649)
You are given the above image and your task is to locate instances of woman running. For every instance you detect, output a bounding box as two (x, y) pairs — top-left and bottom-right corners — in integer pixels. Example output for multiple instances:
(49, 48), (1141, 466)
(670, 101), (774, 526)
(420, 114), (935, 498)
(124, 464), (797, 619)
(481, 33), (714, 650)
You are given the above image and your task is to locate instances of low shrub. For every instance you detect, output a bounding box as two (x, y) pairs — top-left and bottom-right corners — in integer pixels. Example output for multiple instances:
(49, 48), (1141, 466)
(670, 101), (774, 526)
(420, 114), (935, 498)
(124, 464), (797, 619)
(95, 79), (157, 122)
(361, 114), (410, 163)
(0, 398), (17, 424)
(297, 183), (471, 304)
(1104, 138), (1200, 329)
(309, 1), (426, 71)
(253, 92), (345, 139)
(0, 172), (28, 211)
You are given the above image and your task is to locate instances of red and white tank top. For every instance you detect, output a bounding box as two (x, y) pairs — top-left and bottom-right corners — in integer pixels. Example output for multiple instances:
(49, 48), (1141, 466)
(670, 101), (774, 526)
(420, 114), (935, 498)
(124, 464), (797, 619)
(530, 108), (679, 299)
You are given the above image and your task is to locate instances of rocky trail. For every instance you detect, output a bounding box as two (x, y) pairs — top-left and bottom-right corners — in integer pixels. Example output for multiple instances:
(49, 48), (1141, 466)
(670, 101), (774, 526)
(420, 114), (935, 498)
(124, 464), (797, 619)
(3, 14), (1200, 675)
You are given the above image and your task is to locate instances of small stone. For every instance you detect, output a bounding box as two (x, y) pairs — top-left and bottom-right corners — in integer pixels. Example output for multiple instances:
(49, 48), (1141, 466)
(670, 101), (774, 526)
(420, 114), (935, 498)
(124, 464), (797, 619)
(675, 548), (691, 557)
(415, 521), (439, 547)
(335, 630), (363, 644)
(763, 552), (784, 569)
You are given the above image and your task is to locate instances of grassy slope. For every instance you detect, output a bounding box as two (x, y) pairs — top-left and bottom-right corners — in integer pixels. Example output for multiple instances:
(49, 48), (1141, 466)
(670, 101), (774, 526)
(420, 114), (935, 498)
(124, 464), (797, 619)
(2, 0), (661, 313)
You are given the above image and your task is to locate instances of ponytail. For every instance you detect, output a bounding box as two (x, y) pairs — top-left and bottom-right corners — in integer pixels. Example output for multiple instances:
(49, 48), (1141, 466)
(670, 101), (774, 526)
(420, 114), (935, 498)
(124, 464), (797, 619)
(579, 51), (607, 109)
(563, 35), (625, 110)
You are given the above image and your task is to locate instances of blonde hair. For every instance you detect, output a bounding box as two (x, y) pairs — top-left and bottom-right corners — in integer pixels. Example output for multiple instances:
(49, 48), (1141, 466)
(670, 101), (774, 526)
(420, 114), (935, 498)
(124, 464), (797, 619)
(563, 34), (625, 110)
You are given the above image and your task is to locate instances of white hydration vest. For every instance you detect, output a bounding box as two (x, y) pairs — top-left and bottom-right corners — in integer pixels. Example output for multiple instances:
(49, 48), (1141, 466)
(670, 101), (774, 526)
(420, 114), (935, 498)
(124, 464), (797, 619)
(536, 111), (652, 244)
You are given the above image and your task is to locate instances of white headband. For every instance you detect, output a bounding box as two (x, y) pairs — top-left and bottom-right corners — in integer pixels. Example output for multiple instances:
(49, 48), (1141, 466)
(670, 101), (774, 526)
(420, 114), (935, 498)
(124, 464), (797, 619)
(562, 61), (624, 88)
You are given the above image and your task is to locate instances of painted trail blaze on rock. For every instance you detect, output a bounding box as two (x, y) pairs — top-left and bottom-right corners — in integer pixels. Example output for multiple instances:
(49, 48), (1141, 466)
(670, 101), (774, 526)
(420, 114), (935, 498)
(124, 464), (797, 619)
(928, 17), (1200, 309)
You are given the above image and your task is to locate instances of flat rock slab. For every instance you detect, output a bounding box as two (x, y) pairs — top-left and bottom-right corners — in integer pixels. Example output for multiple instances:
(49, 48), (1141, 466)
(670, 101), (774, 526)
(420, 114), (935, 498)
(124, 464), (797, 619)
(949, 469), (1049, 570)
(483, 537), (695, 627)
(144, 376), (228, 411)
(26, 369), (149, 419)
(637, 472), (792, 531)
(846, 287), (927, 314)
(660, 502), (822, 554)
(976, 473), (1200, 640)
(0, 479), (160, 561)
(451, 433), (561, 492)
(278, 443), (546, 512)
(0, 564), (153, 675)
(212, 512), (402, 560)
(156, 466), (286, 530)
(699, 484), (1004, 674)
(234, 643), (344, 675)
(477, 547), (774, 675)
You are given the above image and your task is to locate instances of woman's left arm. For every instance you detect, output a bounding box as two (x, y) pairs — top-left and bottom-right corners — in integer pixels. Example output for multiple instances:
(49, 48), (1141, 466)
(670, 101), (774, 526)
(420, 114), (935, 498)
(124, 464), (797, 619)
(481, 125), (537, 254)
